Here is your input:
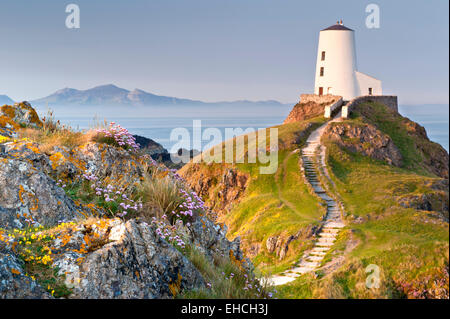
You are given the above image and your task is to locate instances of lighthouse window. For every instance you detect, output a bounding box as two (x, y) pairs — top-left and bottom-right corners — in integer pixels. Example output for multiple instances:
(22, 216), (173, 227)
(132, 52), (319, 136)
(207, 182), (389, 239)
(320, 67), (324, 76)
(321, 51), (325, 61)
(368, 87), (373, 95)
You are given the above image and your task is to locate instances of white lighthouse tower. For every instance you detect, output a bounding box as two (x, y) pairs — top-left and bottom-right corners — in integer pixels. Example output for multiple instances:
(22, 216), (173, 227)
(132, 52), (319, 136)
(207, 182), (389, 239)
(314, 21), (382, 100)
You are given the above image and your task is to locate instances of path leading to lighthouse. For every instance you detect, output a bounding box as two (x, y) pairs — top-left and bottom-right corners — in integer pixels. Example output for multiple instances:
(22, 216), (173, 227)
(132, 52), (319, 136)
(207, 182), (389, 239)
(267, 114), (345, 286)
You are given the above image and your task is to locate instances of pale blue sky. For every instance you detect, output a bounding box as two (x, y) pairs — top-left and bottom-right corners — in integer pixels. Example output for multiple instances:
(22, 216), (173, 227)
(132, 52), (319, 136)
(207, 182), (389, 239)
(0, 0), (448, 104)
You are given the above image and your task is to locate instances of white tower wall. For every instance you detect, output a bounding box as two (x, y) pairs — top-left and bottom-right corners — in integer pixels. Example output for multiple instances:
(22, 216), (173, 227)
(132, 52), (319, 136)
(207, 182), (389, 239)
(313, 23), (382, 100)
(314, 28), (358, 100)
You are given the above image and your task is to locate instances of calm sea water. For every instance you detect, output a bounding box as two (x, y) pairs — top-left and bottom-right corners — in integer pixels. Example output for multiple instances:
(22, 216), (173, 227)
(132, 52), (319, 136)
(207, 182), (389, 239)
(35, 104), (448, 152)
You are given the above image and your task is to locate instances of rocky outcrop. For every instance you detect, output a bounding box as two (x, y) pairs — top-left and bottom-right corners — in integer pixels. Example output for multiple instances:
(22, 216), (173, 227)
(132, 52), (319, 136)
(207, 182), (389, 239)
(284, 95), (341, 124)
(133, 135), (179, 168)
(0, 249), (51, 299)
(183, 215), (246, 263)
(324, 122), (403, 166)
(0, 156), (84, 229)
(402, 120), (449, 179)
(284, 102), (324, 124)
(266, 236), (277, 254)
(3, 140), (147, 184)
(218, 169), (249, 207)
(0, 101), (252, 299)
(51, 219), (204, 299)
(0, 102), (42, 129)
(397, 179), (449, 218)
(265, 225), (318, 260)
(133, 135), (167, 156)
(347, 100), (449, 179)
(72, 142), (144, 181)
(180, 165), (249, 218)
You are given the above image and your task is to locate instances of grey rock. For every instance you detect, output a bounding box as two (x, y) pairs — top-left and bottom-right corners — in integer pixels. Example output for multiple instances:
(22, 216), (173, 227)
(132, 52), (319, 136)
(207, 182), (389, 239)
(266, 236), (278, 254)
(0, 249), (51, 299)
(0, 157), (84, 229)
(185, 216), (247, 265)
(53, 219), (205, 299)
(325, 123), (403, 166)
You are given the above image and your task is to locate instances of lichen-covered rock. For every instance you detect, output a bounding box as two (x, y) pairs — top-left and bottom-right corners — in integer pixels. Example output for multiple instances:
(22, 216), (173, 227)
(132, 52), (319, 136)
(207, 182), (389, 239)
(266, 236), (277, 254)
(0, 102), (42, 129)
(0, 117), (17, 139)
(183, 215), (246, 264)
(284, 102), (326, 124)
(3, 141), (53, 175)
(264, 226), (318, 260)
(0, 249), (51, 299)
(0, 101), (252, 299)
(0, 157), (84, 229)
(283, 95), (341, 124)
(51, 219), (204, 299)
(3, 140), (148, 187)
(72, 142), (144, 182)
(396, 180), (449, 219)
(324, 122), (403, 166)
(180, 166), (249, 218)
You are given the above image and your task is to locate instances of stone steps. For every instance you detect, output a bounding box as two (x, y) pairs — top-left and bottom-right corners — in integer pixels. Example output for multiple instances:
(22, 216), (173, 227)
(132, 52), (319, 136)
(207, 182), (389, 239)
(306, 255), (324, 262)
(312, 247), (331, 252)
(319, 232), (336, 238)
(316, 241), (335, 247)
(317, 237), (336, 243)
(289, 267), (315, 274)
(267, 116), (346, 285)
(319, 194), (333, 201)
(321, 229), (340, 235)
(309, 251), (326, 256)
(323, 221), (345, 229)
(299, 261), (319, 268)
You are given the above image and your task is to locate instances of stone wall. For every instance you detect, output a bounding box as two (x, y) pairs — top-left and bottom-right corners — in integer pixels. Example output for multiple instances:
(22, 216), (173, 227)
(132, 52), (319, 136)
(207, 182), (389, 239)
(300, 94), (341, 105)
(342, 95), (398, 118)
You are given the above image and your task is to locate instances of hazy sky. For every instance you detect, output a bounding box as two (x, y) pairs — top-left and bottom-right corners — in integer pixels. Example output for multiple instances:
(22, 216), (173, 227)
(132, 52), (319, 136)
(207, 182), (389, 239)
(0, 0), (448, 104)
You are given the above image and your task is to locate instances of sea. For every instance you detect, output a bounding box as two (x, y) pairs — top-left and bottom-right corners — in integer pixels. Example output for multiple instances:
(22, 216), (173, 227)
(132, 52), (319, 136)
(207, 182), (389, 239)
(34, 103), (449, 153)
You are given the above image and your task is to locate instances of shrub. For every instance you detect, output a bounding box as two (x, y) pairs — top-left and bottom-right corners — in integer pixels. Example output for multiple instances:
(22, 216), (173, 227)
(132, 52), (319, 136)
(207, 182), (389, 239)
(137, 170), (185, 221)
(19, 110), (90, 152)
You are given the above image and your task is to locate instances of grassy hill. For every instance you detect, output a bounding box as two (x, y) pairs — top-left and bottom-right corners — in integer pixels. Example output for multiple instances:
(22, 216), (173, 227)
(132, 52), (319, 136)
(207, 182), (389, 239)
(180, 101), (449, 298)
(180, 117), (329, 274)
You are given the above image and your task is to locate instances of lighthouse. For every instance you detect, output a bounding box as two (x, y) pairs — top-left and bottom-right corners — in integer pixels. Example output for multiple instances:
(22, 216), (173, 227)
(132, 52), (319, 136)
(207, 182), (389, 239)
(314, 21), (382, 100)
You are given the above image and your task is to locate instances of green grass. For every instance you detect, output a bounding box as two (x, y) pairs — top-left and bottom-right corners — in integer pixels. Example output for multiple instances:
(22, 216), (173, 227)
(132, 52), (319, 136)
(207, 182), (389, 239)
(276, 102), (449, 299)
(349, 101), (442, 176)
(221, 119), (329, 274)
(223, 149), (325, 274)
(178, 245), (274, 299)
(180, 117), (328, 275)
(182, 102), (448, 298)
(278, 104), (448, 299)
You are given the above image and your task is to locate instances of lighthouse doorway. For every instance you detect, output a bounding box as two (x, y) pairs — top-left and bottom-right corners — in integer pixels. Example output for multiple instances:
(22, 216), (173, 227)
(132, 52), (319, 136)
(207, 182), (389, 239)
(318, 87), (323, 95)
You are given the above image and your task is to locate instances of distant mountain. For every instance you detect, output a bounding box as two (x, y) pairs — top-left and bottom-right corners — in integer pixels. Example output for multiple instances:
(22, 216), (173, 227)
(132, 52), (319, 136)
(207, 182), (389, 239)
(31, 84), (287, 107)
(0, 95), (14, 105)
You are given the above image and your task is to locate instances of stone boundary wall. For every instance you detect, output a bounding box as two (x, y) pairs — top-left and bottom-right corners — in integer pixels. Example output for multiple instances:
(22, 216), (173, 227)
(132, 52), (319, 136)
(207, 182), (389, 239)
(300, 94), (341, 105)
(342, 95), (398, 118)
